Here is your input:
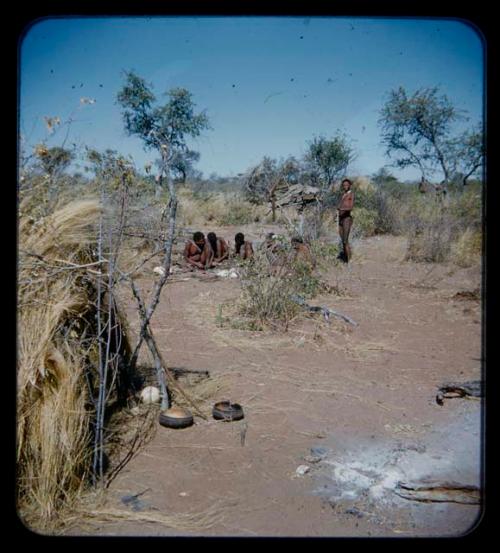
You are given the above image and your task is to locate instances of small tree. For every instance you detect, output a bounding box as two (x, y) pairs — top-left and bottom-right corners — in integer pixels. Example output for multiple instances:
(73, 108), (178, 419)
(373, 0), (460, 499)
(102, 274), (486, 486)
(304, 134), (355, 194)
(35, 145), (74, 179)
(379, 86), (473, 185)
(116, 71), (210, 411)
(116, 71), (210, 197)
(279, 156), (302, 185)
(245, 156), (279, 203)
(85, 148), (137, 195)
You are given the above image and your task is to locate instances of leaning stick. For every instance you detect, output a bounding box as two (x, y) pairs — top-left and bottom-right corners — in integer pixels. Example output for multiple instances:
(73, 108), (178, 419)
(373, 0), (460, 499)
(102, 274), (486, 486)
(127, 277), (207, 420)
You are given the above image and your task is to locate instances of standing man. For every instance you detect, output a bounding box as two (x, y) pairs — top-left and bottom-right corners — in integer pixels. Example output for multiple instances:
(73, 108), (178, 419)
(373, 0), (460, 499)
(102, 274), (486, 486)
(336, 178), (355, 263)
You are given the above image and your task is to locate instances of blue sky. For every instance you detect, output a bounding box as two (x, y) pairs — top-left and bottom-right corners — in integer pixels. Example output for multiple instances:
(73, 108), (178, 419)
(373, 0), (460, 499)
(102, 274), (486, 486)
(19, 16), (484, 181)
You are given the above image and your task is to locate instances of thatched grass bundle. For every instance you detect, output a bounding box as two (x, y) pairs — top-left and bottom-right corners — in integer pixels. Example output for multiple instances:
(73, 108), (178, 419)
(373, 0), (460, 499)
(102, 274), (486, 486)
(18, 199), (102, 530)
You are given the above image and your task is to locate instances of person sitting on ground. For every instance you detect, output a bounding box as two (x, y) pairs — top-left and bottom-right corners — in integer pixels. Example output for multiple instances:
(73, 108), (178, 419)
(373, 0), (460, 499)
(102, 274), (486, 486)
(234, 232), (254, 260)
(290, 236), (316, 269)
(260, 232), (287, 274)
(207, 232), (229, 266)
(183, 231), (213, 270)
(336, 178), (355, 263)
(261, 232), (280, 256)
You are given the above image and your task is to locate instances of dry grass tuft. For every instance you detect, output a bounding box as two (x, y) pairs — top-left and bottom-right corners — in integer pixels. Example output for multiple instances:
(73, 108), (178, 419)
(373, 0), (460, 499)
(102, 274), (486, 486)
(174, 374), (229, 418)
(18, 199), (102, 531)
(73, 500), (230, 533)
(449, 227), (482, 268)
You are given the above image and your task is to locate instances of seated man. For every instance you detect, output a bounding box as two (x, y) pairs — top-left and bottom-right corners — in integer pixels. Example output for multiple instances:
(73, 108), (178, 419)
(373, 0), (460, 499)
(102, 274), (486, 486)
(261, 232), (280, 259)
(260, 232), (287, 275)
(290, 236), (316, 269)
(234, 232), (254, 260)
(207, 232), (229, 266)
(183, 231), (212, 270)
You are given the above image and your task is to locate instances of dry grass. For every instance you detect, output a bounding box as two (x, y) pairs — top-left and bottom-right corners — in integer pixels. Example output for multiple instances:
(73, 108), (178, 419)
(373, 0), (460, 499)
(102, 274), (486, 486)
(174, 374), (229, 418)
(450, 228), (482, 268)
(396, 190), (482, 266)
(176, 188), (304, 229)
(18, 199), (102, 531)
(177, 189), (270, 227)
(72, 499), (231, 534)
(48, 487), (232, 535)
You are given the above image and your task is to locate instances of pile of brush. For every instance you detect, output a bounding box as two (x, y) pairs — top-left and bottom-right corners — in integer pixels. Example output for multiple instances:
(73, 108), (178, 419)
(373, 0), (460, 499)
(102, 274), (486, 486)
(17, 198), (105, 530)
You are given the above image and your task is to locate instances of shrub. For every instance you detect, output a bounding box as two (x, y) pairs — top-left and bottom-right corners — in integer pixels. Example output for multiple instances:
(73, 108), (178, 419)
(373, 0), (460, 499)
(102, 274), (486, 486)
(450, 227), (482, 267)
(235, 243), (324, 330)
(447, 186), (482, 232)
(237, 251), (300, 330)
(351, 207), (378, 238)
(354, 183), (406, 235)
(399, 188), (483, 265)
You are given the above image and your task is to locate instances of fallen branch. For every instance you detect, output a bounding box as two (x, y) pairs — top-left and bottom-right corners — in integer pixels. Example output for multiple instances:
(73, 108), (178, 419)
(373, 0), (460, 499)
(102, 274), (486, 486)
(290, 295), (358, 326)
(395, 480), (480, 505)
(435, 380), (483, 405)
(170, 367), (211, 378)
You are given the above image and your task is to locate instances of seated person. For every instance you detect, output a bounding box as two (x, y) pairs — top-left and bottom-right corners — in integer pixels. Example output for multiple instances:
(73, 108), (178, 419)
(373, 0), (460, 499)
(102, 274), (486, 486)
(207, 232), (229, 266)
(183, 231), (212, 270)
(290, 236), (316, 269)
(261, 232), (287, 274)
(234, 232), (254, 260)
(261, 232), (280, 258)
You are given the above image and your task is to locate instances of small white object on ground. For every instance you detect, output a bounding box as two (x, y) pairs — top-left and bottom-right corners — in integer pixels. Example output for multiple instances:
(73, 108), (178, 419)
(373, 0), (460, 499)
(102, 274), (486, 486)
(153, 266), (166, 277)
(215, 268), (239, 278)
(140, 386), (160, 404)
(295, 465), (310, 476)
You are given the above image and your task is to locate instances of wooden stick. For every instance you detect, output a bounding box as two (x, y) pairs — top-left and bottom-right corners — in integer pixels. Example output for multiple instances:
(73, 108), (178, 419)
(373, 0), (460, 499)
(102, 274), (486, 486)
(290, 295), (358, 326)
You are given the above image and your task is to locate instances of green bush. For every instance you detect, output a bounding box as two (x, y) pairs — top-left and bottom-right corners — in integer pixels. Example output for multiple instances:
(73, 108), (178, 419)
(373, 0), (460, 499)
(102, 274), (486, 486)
(351, 207), (378, 238)
(354, 183), (410, 235)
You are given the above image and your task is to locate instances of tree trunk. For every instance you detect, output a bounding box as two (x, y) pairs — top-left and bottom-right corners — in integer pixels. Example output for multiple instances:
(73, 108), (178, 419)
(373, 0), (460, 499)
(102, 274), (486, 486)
(129, 149), (177, 372)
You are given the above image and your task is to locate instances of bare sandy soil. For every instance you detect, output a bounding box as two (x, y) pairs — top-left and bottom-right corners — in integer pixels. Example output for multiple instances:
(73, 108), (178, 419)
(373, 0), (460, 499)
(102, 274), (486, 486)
(68, 230), (483, 538)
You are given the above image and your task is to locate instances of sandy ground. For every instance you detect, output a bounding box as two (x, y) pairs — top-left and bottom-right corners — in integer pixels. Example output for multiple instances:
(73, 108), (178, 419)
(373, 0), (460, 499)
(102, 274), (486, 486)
(66, 230), (483, 538)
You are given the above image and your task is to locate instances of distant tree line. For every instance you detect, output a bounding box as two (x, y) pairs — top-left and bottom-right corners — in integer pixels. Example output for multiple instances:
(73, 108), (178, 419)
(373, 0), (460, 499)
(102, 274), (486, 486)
(21, 77), (484, 201)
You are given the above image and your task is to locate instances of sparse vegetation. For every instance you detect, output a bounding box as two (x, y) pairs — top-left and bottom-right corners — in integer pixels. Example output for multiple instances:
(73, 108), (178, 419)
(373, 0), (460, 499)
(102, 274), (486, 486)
(395, 187), (482, 264)
(18, 62), (484, 536)
(231, 240), (331, 330)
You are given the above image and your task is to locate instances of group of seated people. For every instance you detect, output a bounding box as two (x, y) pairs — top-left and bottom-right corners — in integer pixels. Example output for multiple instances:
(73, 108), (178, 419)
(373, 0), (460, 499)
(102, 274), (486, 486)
(183, 231), (254, 270)
(184, 230), (315, 272)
